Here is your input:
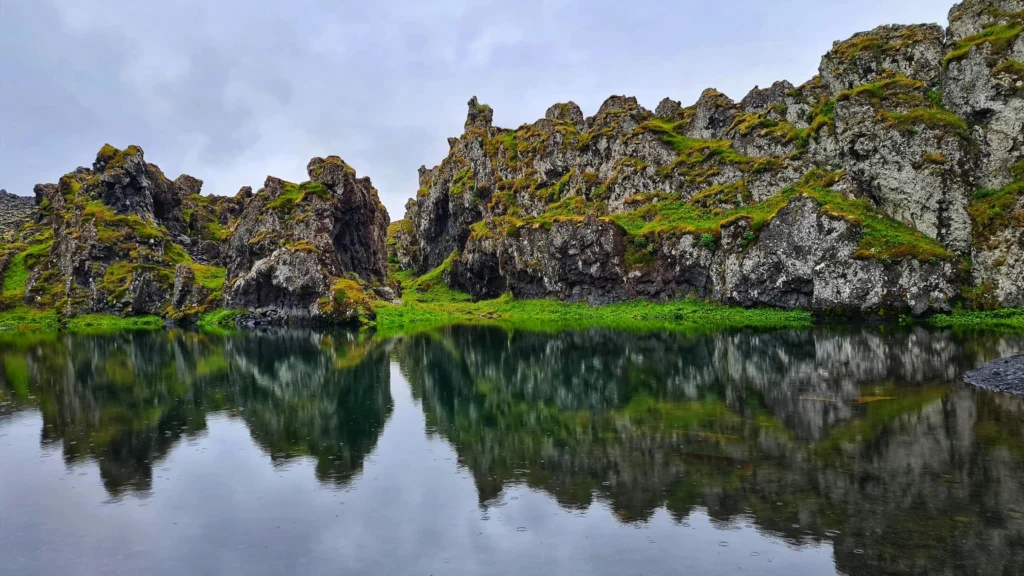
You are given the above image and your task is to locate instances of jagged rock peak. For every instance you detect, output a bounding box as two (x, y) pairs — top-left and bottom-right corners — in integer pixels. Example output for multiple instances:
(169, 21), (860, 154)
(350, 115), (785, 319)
(465, 96), (494, 131)
(687, 88), (738, 140)
(655, 97), (684, 119)
(819, 24), (945, 93)
(544, 101), (585, 128)
(308, 155), (358, 186)
(740, 81), (795, 112)
(595, 95), (646, 117)
(948, 0), (1024, 42)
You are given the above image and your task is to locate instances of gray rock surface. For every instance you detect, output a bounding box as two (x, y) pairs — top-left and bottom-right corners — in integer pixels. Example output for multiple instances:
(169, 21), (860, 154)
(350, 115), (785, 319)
(0, 190), (35, 238)
(965, 354), (1024, 393)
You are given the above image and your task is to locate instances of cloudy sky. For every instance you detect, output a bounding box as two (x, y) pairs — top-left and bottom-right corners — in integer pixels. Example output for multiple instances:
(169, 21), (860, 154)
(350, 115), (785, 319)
(1, 0), (953, 219)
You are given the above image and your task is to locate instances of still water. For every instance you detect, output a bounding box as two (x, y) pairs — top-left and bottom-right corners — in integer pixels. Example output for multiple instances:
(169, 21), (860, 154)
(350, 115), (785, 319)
(2, 326), (1024, 575)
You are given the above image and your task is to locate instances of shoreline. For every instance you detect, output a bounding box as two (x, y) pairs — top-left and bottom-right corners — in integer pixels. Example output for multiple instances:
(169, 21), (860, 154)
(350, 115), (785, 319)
(3, 298), (1023, 340)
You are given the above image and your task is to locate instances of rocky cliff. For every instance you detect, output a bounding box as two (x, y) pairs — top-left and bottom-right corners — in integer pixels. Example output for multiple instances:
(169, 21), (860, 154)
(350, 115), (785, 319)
(392, 0), (1024, 315)
(0, 145), (390, 326)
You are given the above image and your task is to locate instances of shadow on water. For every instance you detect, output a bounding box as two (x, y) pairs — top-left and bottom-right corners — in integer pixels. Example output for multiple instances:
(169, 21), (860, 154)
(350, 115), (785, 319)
(3, 324), (1024, 575)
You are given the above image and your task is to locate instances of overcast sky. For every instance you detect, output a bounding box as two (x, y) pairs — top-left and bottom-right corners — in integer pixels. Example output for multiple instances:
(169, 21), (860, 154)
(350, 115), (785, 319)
(1, 0), (954, 219)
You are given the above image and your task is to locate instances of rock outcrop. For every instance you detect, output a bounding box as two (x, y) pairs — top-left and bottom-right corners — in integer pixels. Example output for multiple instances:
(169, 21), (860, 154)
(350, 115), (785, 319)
(0, 190), (35, 238)
(393, 0), (1024, 315)
(0, 145), (390, 326)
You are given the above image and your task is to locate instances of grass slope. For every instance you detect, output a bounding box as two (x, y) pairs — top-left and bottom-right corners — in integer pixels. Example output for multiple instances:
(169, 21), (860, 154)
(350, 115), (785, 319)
(373, 256), (812, 338)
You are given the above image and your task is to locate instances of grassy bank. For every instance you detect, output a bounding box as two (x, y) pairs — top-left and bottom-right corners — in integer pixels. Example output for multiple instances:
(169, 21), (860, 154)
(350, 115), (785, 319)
(929, 308), (1024, 331)
(0, 307), (163, 341)
(372, 262), (813, 337)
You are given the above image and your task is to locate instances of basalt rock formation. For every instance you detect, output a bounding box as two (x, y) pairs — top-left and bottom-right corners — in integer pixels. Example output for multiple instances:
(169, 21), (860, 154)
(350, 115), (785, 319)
(0, 145), (390, 326)
(392, 0), (1024, 315)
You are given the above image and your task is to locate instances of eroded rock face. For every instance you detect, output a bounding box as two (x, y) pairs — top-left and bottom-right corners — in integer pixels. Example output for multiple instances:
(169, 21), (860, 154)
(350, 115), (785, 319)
(454, 197), (958, 314)
(0, 146), (389, 326)
(224, 156), (389, 323)
(391, 0), (1024, 313)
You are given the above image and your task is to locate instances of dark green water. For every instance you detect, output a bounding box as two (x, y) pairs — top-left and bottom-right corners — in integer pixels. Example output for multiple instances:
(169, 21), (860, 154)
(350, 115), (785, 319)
(2, 326), (1024, 576)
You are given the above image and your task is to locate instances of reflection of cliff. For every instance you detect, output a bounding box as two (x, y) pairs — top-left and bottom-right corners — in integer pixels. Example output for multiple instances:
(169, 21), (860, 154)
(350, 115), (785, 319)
(0, 330), (391, 495)
(396, 326), (1024, 576)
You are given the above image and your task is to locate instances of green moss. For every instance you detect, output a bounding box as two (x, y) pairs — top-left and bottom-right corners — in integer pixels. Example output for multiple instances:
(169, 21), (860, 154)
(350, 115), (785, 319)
(832, 27), (938, 64)
(931, 308), (1024, 331)
(2, 253), (30, 296)
(484, 170), (950, 262)
(0, 308), (59, 334)
(197, 308), (242, 332)
(449, 167), (476, 196)
(374, 289), (812, 339)
(266, 181), (330, 212)
(882, 107), (969, 135)
(994, 59), (1024, 85)
(636, 118), (784, 177)
(191, 264), (226, 292)
(837, 75), (969, 136)
(969, 161), (1024, 244)
(943, 16), (1024, 67)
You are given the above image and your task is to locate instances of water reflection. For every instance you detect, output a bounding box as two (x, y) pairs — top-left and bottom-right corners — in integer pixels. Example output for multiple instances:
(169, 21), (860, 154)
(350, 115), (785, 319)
(2, 325), (1024, 575)
(393, 326), (1024, 576)
(0, 330), (392, 494)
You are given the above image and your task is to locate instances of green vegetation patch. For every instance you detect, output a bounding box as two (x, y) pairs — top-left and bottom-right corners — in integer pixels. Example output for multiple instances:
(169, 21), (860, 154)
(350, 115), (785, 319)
(968, 161), (1024, 244)
(993, 59), (1024, 86)
(473, 170), (950, 262)
(635, 118), (785, 177)
(191, 264), (227, 292)
(197, 308), (242, 333)
(374, 291), (811, 339)
(378, 252), (810, 337)
(832, 26), (939, 64)
(930, 308), (1024, 331)
(943, 14), (1024, 67)
(838, 75), (968, 136)
(2, 252), (30, 296)
(266, 181), (331, 212)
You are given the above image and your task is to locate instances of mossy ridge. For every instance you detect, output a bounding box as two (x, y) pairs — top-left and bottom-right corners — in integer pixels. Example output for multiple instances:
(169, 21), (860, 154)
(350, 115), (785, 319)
(943, 11), (1024, 67)
(968, 161), (1024, 244)
(265, 181), (331, 212)
(634, 118), (786, 178)
(475, 170), (951, 262)
(832, 26), (939, 65)
(837, 75), (969, 136)
(993, 59), (1024, 86)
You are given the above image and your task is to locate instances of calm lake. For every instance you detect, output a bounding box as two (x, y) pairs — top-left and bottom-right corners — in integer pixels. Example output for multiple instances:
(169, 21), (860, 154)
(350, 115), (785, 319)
(2, 326), (1024, 575)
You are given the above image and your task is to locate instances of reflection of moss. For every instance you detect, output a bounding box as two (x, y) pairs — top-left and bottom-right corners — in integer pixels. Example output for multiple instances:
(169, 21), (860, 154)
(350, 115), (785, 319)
(2, 353), (29, 397)
(812, 386), (949, 460)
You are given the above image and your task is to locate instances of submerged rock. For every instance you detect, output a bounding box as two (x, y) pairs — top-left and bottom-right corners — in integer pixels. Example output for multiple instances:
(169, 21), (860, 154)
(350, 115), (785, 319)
(965, 355), (1024, 394)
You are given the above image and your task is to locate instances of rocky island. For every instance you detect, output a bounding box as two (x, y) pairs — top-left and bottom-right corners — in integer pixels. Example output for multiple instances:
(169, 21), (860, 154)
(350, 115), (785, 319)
(2, 0), (1024, 332)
